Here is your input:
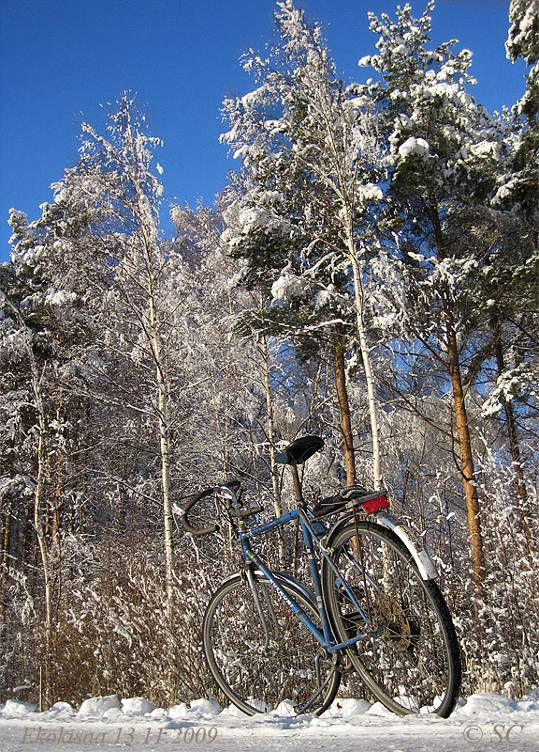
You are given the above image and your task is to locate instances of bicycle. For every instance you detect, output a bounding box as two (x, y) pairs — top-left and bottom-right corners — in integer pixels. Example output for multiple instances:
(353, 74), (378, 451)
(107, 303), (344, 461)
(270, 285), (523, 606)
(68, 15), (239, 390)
(178, 435), (462, 718)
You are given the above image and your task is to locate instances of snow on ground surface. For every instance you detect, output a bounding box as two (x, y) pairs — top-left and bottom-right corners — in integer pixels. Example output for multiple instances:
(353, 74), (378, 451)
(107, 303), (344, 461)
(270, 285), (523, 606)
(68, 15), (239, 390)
(1, 690), (538, 752)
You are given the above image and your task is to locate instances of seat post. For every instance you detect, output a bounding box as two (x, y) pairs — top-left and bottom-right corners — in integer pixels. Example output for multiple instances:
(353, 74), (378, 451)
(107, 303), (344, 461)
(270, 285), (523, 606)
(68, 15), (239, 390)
(290, 462), (304, 506)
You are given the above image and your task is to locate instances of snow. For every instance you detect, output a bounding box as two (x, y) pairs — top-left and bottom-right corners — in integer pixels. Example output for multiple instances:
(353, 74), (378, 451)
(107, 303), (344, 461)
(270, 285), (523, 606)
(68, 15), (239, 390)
(241, 84), (267, 107)
(1, 690), (538, 751)
(121, 697), (155, 716)
(366, 700), (396, 716)
(149, 707), (169, 719)
(271, 272), (309, 302)
(1, 700), (36, 716)
(357, 182), (384, 202)
(44, 289), (77, 307)
(454, 692), (518, 716)
(167, 702), (190, 719)
(188, 698), (221, 717)
(102, 707), (123, 720)
(314, 284), (335, 310)
(77, 694), (121, 718)
(348, 95), (370, 108)
(398, 137), (430, 158)
(325, 698), (370, 717)
(271, 699), (295, 717)
(470, 140), (501, 160)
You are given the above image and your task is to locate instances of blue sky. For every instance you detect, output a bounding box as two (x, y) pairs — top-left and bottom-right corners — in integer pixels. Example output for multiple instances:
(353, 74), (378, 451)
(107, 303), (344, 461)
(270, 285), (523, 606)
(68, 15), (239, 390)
(0, 0), (526, 260)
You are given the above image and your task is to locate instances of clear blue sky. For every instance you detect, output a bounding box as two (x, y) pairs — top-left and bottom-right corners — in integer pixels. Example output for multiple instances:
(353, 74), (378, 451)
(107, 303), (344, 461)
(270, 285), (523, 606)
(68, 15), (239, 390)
(0, 0), (526, 260)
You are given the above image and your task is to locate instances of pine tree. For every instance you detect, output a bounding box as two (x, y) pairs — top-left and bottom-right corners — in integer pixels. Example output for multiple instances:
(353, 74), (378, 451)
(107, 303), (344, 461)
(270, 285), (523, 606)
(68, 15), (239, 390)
(504, 0), (538, 226)
(352, 1), (512, 589)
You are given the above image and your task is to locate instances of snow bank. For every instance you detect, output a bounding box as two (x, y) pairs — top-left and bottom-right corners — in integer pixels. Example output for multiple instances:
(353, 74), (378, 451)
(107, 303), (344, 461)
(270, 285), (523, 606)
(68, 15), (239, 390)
(168, 702), (190, 719)
(221, 698), (271, 716)
(518, 689), (539, 712)
(271, 699), (296, 717)
(326, 698), (371, 717)
(1, 699), (36, 716)
(149, 707), (169, 719)
(121, 697), (155, 716)
(2, 687), (538, 728)
(103, 707), (123, 720)
(78, 695), (120, 718)
(367, 701), (397, 717)
(455, 692), (518, 716)
(189, 697), (221, 717)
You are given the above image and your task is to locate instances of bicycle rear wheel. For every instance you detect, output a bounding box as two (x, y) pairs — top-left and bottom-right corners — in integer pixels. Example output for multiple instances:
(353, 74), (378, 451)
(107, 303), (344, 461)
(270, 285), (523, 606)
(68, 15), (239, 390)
(322, 520), (461, 717)
(202, 570), (340, 716)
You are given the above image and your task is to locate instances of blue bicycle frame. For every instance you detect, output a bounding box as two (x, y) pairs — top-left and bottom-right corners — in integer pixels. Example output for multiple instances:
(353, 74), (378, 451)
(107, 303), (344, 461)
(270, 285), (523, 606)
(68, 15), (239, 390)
(240, 507), (373, 654)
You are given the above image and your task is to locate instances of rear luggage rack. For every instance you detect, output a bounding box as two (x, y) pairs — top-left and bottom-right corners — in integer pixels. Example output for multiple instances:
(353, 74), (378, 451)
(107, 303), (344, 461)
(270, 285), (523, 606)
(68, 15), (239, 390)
(311, 488), (389, 519)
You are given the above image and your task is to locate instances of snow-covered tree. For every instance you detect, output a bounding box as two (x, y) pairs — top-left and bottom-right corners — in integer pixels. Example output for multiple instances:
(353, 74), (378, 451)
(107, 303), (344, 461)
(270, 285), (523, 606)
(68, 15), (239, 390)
(221, 0), (388, 488)
(505, 0), (538, 226)
(351, 1), (514, 589)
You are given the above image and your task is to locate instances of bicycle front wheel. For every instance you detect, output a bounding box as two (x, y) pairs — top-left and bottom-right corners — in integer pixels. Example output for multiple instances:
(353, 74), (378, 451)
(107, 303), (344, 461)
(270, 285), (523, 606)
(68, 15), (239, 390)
(202, 570), (340, 716)
(322, 520), (461, 717)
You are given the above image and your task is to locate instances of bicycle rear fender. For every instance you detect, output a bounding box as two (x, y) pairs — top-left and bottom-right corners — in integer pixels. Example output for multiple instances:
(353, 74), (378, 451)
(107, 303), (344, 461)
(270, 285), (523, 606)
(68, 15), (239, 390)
(375, 513), (438, 580)
(324, 513), (437, 581)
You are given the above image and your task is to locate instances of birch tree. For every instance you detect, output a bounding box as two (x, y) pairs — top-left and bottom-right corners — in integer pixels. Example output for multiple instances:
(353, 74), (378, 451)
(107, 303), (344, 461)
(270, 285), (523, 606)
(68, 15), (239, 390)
(54, 96), (181, 615)
(220, 0), (385, 487)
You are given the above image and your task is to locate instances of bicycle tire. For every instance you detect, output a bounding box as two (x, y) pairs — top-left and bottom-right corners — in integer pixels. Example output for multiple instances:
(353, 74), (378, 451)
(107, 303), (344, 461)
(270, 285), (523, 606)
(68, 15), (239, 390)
(202, 570), (341, 716)
(322, 520), (461, 717)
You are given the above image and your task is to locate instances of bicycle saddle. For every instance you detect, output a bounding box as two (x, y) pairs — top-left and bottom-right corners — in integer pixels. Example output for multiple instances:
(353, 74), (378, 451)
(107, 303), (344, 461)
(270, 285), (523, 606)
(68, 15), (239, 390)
(276, 435), (324, 465)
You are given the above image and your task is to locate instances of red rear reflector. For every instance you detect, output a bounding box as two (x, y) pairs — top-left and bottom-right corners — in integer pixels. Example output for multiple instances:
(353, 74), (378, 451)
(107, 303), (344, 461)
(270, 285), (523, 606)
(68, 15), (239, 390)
(362, 494), (390, 515)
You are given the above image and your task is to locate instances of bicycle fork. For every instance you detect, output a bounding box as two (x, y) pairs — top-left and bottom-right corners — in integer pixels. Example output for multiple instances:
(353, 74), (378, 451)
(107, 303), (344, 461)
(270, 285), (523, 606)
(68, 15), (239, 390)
(245, 565), (271, 652)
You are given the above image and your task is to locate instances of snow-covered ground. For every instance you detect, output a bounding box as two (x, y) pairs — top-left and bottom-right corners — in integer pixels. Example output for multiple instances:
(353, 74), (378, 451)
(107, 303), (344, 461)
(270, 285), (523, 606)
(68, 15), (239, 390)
(1, 691), (538, 752)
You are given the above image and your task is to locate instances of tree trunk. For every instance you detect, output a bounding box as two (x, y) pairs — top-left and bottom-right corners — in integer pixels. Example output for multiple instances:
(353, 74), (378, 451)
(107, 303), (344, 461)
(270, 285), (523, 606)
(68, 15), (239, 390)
(446, 316), (484, 589)
(490, 309), (530, 542)
(134, 167), (175, 620)
(0, 504), (11, 622)
(149, 289), (175, 619)
(333, 323), (357, 485)
(348, 240), (382, 488)
(260, 335), (286, 566)
(429, 201), (485, 594)
(261, 337), (284, 517)
(26, 336), (53, 704)
(3, 296), (53, 702)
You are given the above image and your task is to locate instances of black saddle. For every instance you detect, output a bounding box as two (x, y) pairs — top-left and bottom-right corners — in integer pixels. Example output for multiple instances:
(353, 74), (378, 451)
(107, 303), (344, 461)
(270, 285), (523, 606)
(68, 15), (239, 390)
(276, 435), (324, 465)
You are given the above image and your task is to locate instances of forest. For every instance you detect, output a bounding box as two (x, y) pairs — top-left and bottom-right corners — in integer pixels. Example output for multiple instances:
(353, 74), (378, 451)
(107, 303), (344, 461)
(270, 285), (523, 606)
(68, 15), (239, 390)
(0, 0), (537, 709)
